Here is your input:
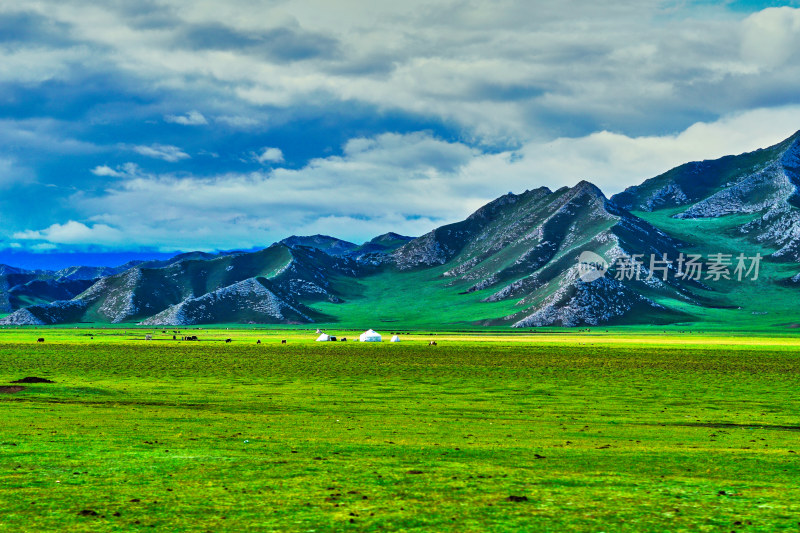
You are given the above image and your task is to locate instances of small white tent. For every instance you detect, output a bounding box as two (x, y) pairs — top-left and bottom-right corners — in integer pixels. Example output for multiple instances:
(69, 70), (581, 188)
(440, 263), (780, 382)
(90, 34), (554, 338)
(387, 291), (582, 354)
(316, 333), (331, 342)
(359, 329), (382, 342)
(390, 335), (400, 342)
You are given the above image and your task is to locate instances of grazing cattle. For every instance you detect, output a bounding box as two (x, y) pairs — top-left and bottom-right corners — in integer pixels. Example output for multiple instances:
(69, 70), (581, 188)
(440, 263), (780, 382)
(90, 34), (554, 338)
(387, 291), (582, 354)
(428, 341), (437, 346)
(37, 338), (44, 343)
(341, 337), (347, 342)
(281, 339), (286, 344)
(225, 338), (232, 343)
(173, 335), (176, 340)
(145, 334), (152, 341)
(257, 340), (261, 344)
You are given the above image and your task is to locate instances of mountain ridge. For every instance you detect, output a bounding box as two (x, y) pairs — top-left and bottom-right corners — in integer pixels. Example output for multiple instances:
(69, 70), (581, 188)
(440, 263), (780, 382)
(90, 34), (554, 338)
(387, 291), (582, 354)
(3, 132), (800, 328)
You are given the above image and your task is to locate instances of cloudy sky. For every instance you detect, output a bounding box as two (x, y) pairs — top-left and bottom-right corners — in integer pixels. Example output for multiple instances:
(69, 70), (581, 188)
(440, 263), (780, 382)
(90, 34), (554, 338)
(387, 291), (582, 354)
(3, 0), (800, 264)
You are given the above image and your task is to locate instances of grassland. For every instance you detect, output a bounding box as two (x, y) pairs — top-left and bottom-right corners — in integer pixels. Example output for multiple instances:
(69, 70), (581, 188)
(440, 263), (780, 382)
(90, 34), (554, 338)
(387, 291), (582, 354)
(631, 208), (800, 332)
(313, 267), (524, 330)
(2, 328), (800, 532)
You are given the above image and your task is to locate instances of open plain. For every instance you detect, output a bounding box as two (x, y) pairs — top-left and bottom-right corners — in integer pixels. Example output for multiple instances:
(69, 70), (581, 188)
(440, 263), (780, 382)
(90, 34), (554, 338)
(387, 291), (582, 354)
(1, 328), (800, 532)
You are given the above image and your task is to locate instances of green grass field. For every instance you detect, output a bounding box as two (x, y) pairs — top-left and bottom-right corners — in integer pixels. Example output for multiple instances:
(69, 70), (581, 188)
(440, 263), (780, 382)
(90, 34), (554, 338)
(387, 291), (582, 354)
(2, 328), (800, 531)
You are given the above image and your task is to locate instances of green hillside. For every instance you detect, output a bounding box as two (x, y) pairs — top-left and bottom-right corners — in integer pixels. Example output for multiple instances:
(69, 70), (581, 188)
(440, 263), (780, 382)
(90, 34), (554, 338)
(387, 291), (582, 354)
(312, 267), (522, 329)
(631, 208), (800, 331)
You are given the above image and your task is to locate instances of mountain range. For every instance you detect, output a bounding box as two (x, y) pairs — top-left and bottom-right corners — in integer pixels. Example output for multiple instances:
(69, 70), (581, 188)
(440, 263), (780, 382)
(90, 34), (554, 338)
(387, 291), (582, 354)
(3, 131), (800, 328)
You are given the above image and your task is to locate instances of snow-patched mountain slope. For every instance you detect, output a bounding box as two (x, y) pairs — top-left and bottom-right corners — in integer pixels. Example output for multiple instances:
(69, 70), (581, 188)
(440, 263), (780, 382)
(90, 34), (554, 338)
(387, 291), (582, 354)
(612, 130), (800, 262)
(1, 243), (355, 325)
(388, 180), (691, 327)
(612, 130), (800, 213)
(139, 277), (315, 325)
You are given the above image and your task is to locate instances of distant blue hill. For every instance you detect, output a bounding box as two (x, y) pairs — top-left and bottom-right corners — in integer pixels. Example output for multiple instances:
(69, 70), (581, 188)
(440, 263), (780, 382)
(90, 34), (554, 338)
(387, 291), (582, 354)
(0, 251), (179, 271)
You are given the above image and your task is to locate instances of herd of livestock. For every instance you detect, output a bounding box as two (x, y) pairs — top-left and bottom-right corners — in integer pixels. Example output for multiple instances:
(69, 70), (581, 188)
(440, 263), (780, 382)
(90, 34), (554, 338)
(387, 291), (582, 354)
(32, 332), (440, 345)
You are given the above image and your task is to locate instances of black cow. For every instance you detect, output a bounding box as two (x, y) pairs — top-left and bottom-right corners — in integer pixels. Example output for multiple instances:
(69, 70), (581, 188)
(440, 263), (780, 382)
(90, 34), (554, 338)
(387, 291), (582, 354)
(37, 338), (44, 343)
(225, 338), (232, 343)
(281, 339), (286, 344)
(257, 340), (261, 344)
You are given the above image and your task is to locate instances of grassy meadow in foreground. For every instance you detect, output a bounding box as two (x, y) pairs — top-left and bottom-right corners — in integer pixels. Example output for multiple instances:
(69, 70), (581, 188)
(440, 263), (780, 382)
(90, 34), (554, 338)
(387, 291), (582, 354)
(1, 328), (800, 531)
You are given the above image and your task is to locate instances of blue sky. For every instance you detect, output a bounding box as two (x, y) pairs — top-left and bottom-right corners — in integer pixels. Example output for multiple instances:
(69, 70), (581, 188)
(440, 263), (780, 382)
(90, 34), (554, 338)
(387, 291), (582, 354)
(3, 0), (800, 268)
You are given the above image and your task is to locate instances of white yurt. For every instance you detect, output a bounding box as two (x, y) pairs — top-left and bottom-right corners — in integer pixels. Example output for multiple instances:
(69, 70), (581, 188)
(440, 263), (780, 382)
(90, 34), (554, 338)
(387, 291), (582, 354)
(390, 335), (400, 342)
(316, 333), (331, 342)
(359, 329), (382, 342)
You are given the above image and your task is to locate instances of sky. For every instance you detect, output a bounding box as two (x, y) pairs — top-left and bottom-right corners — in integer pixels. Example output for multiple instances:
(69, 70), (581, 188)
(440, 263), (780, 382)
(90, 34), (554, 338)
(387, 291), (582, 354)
(2, 0), (800, 267)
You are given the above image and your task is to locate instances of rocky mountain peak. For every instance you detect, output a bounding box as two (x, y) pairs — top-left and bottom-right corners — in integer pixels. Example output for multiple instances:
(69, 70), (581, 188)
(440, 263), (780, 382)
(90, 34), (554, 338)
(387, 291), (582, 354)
(369, 232), (412, 243)
(280, 235), (359, 256)
(780, 130), (800, 173)
(570, 179), (606, 198)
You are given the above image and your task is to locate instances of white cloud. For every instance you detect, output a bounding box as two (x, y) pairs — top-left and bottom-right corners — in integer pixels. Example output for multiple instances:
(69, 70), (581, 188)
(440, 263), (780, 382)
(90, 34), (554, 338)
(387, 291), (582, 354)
(216, 115), (263, 128)
(741, 7), (800, 70)
(13, 221), (124, 246)
(506, 105), (800, 196)
(91, 163), (141, 178)
(0, 46), (90, 84)
(0, 118), (100, 155)
(0, 158), (35, 188)
(16, 106), (800, 251)
(91, 165), (122, 177)
(164, 110), (208, 125)
(132, 144), (190, 162)
(15, 1), (798, 142)
(5, 3), (800, 253)
(254, 147), (284, 164)
(15, 132), (488, 250)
